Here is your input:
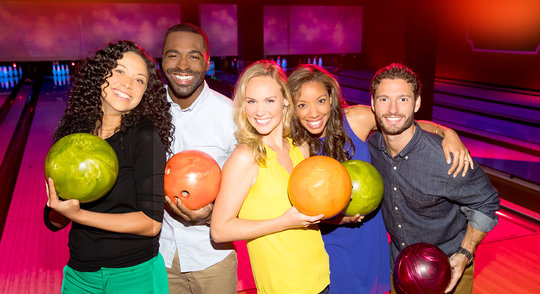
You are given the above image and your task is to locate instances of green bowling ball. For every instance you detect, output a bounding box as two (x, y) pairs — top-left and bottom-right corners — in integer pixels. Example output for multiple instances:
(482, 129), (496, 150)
(342, 160), (384, 216)
(44, 133), (119, 203)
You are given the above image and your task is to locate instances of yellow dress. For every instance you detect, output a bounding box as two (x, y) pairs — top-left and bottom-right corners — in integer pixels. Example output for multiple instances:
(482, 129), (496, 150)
(238, 138), (330, 294)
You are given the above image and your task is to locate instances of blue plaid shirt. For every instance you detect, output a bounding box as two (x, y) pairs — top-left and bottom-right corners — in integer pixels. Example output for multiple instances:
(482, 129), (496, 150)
(368, 122), (499, 269)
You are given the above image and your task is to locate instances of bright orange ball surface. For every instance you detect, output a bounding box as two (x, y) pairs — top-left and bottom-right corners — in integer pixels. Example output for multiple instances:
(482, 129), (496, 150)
(164, 150), (222, 210)
(288, 155), (352, 219)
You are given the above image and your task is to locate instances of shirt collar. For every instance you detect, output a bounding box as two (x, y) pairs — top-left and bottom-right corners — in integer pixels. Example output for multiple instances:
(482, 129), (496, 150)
(166, 80), (209, 112)
(377, 121), (423, 159)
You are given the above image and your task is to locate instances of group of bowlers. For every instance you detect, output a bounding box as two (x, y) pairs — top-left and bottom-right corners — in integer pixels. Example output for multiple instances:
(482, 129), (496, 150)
(44, 22), (499, 294)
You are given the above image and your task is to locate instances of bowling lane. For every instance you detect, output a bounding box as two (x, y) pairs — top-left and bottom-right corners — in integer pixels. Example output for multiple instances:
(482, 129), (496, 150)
(460, 137), (540, 185)
(0, 78), (69, 294)
(474, 204), (540, 293)
(0, 85), (33, 167)
(0, 92), (9, 107)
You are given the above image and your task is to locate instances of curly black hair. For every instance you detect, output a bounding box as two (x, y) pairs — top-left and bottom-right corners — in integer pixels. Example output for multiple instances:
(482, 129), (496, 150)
(288, 64), (354, 162)
(54, 40), (173, 153)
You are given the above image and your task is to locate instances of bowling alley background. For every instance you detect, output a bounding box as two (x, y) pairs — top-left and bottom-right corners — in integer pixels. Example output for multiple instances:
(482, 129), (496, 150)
(0, 0), (539, 293)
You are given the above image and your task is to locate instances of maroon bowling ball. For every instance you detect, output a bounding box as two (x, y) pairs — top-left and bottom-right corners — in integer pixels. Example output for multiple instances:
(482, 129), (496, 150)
(394, 243), (451, 294)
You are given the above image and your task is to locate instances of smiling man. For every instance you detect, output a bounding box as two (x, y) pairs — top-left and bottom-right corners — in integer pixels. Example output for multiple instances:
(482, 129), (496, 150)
(367, 63), (499, 294)
(159, 23), (238, 294)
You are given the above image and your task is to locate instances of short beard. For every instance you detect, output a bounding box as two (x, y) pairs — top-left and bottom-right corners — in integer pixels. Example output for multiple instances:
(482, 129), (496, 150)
(165, 70), (204, 99)
(375, 114), (414, 135)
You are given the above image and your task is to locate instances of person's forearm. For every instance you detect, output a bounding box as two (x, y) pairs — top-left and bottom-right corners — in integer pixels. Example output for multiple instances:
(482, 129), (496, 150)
(211, 216), (288, 243)
(417, 120), (458, 138)
(460, 223), (487, 254)
(71, 210), (162, 237)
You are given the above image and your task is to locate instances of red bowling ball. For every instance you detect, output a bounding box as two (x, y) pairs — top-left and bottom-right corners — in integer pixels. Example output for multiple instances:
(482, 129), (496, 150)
(164, 150), (222, 210)
(394, 243), (451, 294)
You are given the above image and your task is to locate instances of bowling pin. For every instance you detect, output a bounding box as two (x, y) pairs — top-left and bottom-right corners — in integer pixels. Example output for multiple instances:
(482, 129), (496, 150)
(281, 58), (287, 70)
(318, 57), (323, 67)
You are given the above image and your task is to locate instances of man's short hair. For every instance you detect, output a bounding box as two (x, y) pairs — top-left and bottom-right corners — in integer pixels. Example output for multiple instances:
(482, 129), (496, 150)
(163, 23), (209, 54)
(370, 63), (422, 99)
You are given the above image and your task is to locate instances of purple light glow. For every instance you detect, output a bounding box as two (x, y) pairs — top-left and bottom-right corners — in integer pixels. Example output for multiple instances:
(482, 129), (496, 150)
(264, 5), (363, 55)
(0, 2), (181, 61)
(199, 4), (238, 57)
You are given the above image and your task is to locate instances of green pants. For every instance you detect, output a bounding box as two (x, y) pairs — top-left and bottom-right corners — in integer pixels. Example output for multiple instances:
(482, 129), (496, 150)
(62, 253), (169, 294)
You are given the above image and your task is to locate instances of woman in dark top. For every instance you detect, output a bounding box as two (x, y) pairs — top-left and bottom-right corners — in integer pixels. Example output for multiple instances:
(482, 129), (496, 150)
(44, 41), (173, 293)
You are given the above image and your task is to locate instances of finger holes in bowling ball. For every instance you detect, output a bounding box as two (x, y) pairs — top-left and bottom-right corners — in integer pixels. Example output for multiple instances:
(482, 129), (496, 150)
(163, 150), (222, 209)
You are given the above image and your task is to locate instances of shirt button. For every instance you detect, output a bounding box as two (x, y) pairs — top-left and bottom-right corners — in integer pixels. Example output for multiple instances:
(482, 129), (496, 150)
(394, 206), (399, 211)
(393, 166), (397, 170)
(393, 187), (397, 191)
(401, 242), (405, 247)
(405, 156), (408, 160)
(398, 224), (402, 228)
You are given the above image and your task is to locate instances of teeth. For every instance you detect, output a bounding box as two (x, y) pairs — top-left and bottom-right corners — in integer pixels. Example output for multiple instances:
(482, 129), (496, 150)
(256, 118), (271, 124)
(173, 74), (193, 81)
(113, 90), (130, 99)
(385, 116), (402, 122)
(306, 119), (323, 129)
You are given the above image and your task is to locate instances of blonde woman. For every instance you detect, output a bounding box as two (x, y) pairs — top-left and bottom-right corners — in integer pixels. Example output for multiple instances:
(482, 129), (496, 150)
(211, 60), (330, 294)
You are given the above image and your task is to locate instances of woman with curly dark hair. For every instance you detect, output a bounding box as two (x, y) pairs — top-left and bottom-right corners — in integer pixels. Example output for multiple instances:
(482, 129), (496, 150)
(44, 40), (172, 293)
(287, 64), (473, 294)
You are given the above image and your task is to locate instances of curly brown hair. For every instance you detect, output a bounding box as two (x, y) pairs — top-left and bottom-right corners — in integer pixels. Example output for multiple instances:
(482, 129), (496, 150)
(288, 64), (354, 162)
(54, 40), (173, 152)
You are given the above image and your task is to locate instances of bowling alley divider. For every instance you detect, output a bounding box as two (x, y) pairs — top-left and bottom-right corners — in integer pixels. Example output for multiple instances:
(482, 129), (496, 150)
(0, 78), (40, 241)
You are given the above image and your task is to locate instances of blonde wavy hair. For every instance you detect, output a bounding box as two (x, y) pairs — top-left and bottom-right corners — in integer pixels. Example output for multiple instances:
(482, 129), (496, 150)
(233, 60), (294, 166)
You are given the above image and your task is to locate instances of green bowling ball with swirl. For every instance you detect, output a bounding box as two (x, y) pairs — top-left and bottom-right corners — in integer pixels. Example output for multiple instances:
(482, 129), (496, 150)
(342, 160), (384, 216)
(44, 133), (119, 203)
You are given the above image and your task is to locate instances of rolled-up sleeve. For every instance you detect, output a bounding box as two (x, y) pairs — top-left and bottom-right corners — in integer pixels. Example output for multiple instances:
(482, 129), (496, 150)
(446, 163), (499, 233)
(460, 206), (498, 232)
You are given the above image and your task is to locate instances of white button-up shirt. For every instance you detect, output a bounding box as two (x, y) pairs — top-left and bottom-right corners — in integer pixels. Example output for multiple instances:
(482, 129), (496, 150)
(159, 81), (237, 272)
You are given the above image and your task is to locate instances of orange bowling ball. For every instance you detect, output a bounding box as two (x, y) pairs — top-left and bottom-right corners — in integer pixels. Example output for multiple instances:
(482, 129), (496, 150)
(164, 150), (222, 210)
(288, 155), (352, 219)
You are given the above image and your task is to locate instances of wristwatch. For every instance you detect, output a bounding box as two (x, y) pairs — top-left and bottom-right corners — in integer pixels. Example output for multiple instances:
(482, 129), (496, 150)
(456, 246), (474, 264)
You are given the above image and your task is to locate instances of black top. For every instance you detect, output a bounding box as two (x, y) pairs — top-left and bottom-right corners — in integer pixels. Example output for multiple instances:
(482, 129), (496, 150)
(44, 120), (166, 271)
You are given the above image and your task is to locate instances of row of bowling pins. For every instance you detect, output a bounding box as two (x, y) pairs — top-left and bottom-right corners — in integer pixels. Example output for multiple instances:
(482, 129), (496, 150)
(1, 65), (22, 79)
(308, 57), (323, 67)
(271, 57), (288, 70)
(0, 76), (18, 89)
(52, 63), (70, 76)
(0, 65), (22, 89)
(53, 73), (70, 86)
(52, 63), (71, 86)
(270, 56), (324, 70)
